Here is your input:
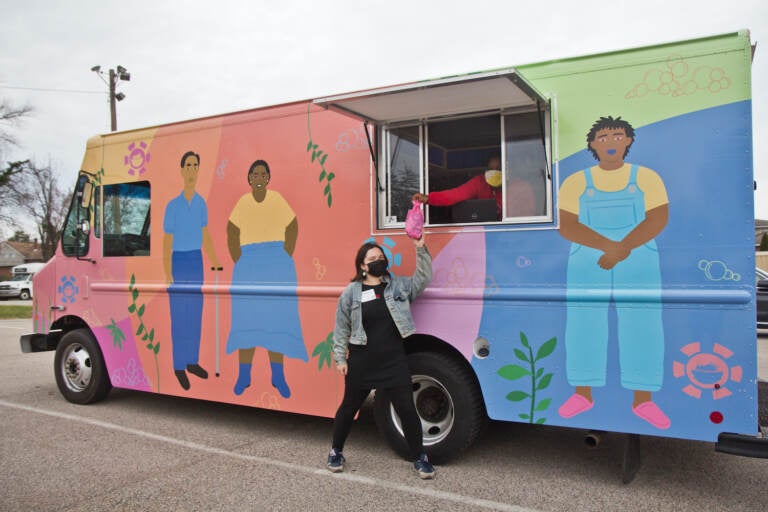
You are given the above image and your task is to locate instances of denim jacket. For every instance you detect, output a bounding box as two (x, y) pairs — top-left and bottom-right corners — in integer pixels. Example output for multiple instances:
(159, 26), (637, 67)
(333, 245), (432, 365)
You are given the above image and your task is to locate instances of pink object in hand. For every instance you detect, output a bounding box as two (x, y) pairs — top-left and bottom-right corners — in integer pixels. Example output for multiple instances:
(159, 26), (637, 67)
(558, 393), (594, 418)
(405, 200), (424, 239)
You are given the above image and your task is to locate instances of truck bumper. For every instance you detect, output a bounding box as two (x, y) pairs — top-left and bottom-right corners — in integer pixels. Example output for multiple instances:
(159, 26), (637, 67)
(715, 432), (768, 458)
(20, 332), (58, 353)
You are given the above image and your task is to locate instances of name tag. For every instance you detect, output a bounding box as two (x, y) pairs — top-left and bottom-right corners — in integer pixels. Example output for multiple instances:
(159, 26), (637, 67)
(361, 289), (377, 303)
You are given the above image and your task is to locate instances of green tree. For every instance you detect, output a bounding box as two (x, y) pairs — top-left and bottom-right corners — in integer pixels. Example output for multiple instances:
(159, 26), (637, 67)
(760, 232), (768, 252)
(8, 230), (31, 242)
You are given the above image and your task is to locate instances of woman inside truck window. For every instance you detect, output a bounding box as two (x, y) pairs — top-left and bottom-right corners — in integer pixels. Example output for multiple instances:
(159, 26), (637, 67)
(412, 154), (536, 221)
(225, 159), (308, 399)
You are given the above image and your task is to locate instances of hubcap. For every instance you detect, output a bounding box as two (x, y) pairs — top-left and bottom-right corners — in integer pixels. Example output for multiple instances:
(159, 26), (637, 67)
(390, 374), (454, 446)
(61, 343), (92, 392)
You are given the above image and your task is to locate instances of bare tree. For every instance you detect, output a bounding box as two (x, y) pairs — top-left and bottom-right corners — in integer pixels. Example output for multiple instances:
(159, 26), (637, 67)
(2, 160), (72, 259)
(0, 99), (33, 148)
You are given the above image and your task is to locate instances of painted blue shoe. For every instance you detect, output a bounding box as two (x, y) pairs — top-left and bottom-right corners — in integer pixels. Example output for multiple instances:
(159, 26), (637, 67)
(270, 362), (291, 398)
(414, 453), (435, 479)
(327, 449), (345, 473)
(234, 363), (251, 395)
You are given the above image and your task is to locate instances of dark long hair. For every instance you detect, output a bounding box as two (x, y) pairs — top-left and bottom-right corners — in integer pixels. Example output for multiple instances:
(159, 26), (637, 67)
(351, 242), (390, 282)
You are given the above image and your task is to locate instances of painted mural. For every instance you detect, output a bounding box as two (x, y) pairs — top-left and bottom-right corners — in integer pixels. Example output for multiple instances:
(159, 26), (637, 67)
(33, 32), (756, 445)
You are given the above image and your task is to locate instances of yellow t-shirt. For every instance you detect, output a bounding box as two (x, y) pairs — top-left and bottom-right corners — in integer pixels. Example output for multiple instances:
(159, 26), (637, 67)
(228, 190), (296, 245)
(558, 164), (668, 215)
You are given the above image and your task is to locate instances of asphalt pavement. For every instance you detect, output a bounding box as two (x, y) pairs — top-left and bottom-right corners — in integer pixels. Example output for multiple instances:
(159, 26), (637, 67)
(1, 319), (766, 512)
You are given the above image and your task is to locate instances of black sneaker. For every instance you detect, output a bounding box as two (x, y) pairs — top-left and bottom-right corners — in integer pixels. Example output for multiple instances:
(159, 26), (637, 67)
(414, 453), (435, 479)
(327, 449), (345, 473)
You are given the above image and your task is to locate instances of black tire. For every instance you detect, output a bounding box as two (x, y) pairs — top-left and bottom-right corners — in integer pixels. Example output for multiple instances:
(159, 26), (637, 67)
(19, 289), (30, 300)
(54, 328), (111, 404)
(374, 351), (487, 464)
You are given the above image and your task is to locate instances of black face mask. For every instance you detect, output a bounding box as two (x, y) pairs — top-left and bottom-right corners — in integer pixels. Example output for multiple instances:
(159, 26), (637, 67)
(366, 259), (388, 277)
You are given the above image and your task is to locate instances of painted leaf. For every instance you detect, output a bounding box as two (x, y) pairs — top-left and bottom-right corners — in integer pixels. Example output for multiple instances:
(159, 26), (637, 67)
(536, 373), (554, 390)
(324, 184), (330, 194)
(535, 417), (547, 424)
(128, 303), (136, 313)
(136, 324), (144, 336)
(137, 304), (145, 317)
(519, 413), (530, 420)
(327, 172), (335, 182)
(327, 193), (332, 207)
(535, 337), (557, 361)
(148, 328), (155, 342)
(535, 398), (552, 411)
(497, 364), (531, 381)
(505, 390), (530, 402)
(514, 348), (530, 363)
(320, 154), (327, 165)
(153, 343), (160, 355)
(319, 170), (327, 182)
(130, 274), (136, 287)
(132, 289), (139, 300)
(536, 367), (544, 379)
(306, 140), (313, 151)
(312, 343), (324, 356)
(519, 331), (530, 348)
(146, 343), (152, 350)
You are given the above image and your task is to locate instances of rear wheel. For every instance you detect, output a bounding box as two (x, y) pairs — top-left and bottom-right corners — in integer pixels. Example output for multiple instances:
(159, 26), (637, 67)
(54, 329), (111, 404)
(374, 351), (487, 464)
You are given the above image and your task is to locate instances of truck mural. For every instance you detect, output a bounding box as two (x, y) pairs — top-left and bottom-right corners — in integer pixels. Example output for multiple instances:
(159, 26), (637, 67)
(21, 30), (765, 478)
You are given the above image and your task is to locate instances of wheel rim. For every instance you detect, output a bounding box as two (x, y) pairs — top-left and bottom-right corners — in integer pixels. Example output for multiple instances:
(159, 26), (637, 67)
(389, 373), (455, 446)
(60, 343), (93, 392)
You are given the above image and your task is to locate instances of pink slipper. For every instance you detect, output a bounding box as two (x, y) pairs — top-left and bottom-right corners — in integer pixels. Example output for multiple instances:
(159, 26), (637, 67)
(632, 401), (671, 429)
(558, 393), (594, 418)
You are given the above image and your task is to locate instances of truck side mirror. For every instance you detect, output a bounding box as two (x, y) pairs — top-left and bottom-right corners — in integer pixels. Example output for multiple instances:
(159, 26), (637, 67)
(79, 219), (91, 236)
(80, 181), (93, 208)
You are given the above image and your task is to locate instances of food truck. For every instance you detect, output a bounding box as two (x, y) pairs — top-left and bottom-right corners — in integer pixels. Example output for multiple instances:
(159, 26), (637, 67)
(20, 30), (766, 480)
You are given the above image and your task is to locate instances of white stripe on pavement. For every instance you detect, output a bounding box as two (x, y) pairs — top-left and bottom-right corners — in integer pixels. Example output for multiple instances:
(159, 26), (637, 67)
(0, 399), (540, 512)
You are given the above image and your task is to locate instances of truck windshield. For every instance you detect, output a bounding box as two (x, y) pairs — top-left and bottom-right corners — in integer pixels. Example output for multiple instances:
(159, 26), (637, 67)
(9, 274), (31, 281)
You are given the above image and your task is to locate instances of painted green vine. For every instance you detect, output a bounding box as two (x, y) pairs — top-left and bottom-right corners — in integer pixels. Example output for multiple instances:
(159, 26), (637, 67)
(497, 332), (557, 424)
(306, 104), (335, 207)
(128, 274), (160, 391)
(312, 331), (334, 371)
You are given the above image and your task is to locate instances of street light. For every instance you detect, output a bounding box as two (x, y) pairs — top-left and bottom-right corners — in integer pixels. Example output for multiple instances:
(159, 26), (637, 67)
(91, 65), (131, 131)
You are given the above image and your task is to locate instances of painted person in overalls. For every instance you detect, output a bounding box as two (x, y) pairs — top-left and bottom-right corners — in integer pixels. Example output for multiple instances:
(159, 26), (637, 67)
(557, 116), (671, 429)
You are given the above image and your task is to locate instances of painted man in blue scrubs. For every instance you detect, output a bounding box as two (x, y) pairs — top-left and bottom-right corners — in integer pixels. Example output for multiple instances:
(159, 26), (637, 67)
(163, 151), (220, 391)
(557, 117), (671, 429)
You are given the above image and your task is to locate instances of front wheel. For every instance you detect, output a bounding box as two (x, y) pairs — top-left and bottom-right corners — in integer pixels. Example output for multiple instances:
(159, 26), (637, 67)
(374, 351), (487, 464)
(54, 329), (111, 404)
(19, 289), (30, 300)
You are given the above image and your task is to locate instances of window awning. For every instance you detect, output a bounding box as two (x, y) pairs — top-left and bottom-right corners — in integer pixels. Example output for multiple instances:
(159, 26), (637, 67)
(313, 69), (548, 124)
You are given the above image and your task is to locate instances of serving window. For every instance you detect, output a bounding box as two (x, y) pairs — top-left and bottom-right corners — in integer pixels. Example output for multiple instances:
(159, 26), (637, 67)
(315, 68), (554, 228)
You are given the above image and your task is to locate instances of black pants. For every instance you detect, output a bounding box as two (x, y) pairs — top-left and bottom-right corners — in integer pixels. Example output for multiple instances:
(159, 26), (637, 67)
(332, 383), (424, 459)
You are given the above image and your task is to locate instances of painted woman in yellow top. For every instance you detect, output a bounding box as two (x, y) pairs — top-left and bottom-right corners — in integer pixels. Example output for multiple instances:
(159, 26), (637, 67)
(226, 159), (307, 398)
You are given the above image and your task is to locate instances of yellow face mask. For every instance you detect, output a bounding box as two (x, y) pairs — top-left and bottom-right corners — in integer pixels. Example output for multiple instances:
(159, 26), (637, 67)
(484, 170), (502, 188)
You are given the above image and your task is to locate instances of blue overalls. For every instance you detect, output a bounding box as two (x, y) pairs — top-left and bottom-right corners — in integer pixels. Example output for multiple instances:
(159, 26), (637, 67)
(564, 165), (664, 391)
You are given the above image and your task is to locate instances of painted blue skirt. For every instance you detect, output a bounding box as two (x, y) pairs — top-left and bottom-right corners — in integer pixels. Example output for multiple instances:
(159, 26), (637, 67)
(225, 242), (308, 361)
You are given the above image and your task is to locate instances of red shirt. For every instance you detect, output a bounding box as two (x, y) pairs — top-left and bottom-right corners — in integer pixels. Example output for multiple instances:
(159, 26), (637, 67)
(427, 175), (536, 218)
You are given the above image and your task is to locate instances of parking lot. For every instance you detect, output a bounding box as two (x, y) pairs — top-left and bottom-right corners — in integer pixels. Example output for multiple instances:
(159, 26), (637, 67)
(1, 318), (767, 512)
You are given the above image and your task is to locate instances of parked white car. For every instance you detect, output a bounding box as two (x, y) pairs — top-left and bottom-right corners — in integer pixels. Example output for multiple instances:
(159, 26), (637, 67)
(0, 263), (44, 300)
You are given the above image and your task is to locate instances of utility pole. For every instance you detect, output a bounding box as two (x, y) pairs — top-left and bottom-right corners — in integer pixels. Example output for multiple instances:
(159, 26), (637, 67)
(91, 65), (130, 132)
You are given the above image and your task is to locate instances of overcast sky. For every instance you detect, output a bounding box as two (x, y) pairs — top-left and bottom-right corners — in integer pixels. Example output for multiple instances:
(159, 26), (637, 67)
(1, 0), (766, 238)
